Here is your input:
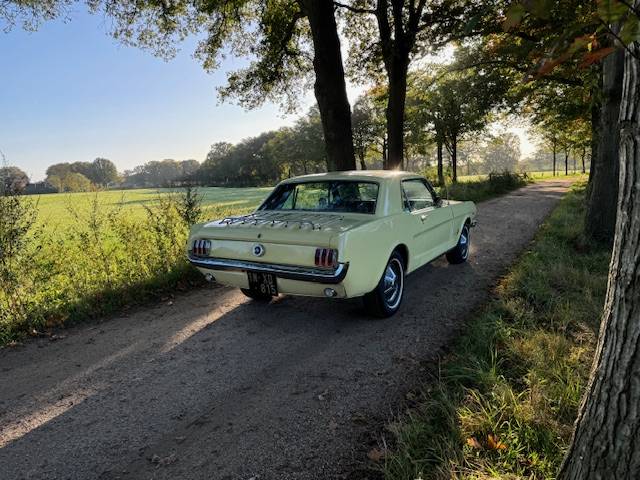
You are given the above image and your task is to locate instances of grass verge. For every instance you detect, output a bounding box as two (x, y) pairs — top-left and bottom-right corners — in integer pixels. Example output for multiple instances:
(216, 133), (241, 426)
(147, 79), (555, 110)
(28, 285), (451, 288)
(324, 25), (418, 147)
(383, 182), (610, 479)
(436, 172), (530, 204)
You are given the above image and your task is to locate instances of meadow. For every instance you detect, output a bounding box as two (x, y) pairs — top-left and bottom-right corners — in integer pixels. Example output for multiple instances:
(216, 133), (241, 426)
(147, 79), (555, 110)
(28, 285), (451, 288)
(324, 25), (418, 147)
(35, 186), (272, 234)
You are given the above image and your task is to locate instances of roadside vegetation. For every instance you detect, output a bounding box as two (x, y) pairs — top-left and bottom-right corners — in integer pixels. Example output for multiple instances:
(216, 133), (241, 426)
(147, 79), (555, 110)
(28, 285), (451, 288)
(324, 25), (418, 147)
(382, 183), (610, 479)
(0, 186), (252, 346)
(435, 172), (529, 204)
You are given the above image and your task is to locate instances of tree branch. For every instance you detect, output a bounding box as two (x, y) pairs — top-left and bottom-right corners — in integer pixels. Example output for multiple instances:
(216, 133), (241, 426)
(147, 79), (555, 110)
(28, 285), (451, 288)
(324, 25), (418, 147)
(333, 1), (376, 15)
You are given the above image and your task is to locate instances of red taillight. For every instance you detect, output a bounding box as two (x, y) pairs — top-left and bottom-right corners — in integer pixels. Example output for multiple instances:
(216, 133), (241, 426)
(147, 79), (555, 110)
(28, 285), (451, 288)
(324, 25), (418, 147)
(315, 248), (338, 268)
(193, 239), (212, 256)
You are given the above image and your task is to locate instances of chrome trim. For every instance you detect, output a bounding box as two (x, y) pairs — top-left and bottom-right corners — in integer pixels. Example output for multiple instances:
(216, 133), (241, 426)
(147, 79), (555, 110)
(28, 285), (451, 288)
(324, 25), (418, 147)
(188, 255), (349, 284)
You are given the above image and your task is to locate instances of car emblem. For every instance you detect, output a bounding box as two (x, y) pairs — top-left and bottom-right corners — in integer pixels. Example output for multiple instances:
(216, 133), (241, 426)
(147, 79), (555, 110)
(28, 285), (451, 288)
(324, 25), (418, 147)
(252, 244), (265, 257)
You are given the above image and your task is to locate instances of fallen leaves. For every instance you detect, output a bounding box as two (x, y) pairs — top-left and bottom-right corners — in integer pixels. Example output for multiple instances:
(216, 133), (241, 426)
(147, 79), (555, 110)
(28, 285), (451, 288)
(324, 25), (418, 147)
(367, 447), (386, 462)
(466, 434), (507, 451)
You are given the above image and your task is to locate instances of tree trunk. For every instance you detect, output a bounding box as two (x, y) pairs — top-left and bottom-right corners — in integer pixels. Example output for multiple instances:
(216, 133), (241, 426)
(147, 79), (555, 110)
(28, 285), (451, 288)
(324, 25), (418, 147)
(553, 138), (557, 176)
(382, 136), (388, 168)
(437, 139), (444, 185)
(558, 38), (640, 480)
(565, 149), (569, 175)
(585, 48), (625, 242)
(452, 136), (458, 183)
(300, 0), (355, 171)
(385, 59), (409, 170)
(359, 155), (367, 170)
(582, 147), (586, 174)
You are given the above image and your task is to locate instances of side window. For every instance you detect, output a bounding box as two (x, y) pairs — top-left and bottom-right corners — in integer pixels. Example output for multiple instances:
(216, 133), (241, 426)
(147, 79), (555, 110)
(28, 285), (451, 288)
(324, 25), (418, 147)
(402, 179), (435, 211)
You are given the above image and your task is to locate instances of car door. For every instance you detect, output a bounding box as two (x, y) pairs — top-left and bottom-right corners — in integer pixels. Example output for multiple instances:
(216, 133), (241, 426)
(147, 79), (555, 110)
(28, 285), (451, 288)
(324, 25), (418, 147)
(401, 178), (454, 267)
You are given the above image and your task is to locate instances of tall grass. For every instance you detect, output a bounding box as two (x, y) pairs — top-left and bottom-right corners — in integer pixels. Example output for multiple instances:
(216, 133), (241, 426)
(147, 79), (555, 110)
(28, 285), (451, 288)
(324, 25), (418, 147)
(0, 188), (250, 345)
(437, 172), (530, 204)
(383, 183), (610, 479)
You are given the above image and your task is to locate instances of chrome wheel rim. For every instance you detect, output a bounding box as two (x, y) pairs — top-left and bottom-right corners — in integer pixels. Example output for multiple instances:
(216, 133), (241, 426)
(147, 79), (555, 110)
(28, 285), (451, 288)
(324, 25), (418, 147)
(460, 226), (469, 259)
(383, 258), (404, 309)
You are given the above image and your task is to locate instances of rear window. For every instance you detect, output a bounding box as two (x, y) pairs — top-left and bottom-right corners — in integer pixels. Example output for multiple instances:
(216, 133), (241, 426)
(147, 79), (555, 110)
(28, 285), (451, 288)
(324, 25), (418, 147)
(260, 181), (379, 214)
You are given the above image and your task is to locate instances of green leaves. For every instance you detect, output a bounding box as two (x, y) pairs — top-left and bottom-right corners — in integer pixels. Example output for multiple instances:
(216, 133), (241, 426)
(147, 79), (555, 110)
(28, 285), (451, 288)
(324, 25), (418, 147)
(503, 3), (526, 32)
(597, 0), (631, 23)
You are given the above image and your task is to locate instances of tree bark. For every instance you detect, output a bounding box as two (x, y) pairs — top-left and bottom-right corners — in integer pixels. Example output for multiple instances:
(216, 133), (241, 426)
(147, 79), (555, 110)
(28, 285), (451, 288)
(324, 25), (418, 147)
(373, 0), (426, 171)
(359, 154), (367, 170)
(582, 147), (586, 174)
(300, 0), (355, 171)
(565, 148), (569, 175)
(385, 59), (409, 169)
(558, 38), (640, 480)
(452, 136), (458, 183)
(437, 139), (444, 185)
(585, 48), (625, 242)
(382, 136), (388, 168)
(553, 137), (557, 176)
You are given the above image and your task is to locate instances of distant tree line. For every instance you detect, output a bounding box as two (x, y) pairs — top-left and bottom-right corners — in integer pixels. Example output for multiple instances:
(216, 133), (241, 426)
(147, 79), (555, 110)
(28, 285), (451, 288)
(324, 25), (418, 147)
(121, 159), (200, 188)
(45, 158), (119, 192)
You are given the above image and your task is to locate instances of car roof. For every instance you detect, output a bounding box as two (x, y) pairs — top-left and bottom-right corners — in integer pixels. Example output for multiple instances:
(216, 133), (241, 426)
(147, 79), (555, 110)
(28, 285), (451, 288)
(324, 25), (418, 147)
(278, 170), (422, 184)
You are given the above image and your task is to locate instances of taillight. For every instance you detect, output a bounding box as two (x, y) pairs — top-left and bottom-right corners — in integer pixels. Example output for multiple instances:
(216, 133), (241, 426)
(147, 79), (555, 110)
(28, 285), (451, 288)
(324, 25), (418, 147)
(315, 248), (338, 268)
(193, 239), (212, 256)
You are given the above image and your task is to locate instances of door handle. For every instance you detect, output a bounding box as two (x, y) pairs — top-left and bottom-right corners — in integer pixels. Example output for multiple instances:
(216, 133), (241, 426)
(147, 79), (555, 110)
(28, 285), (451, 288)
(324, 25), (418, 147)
(420, 214), (428, 222)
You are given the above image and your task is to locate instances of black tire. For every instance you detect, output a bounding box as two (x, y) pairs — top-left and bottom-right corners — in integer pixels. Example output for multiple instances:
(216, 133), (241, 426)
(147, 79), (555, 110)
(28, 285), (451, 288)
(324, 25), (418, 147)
(240, 288), (273, 302)
(446, 223), (470, 264)
(363, 251), (405, 318)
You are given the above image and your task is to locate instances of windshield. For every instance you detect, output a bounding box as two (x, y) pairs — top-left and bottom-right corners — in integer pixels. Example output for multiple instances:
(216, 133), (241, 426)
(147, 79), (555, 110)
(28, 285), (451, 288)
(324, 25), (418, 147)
(259, 180), (379, 214)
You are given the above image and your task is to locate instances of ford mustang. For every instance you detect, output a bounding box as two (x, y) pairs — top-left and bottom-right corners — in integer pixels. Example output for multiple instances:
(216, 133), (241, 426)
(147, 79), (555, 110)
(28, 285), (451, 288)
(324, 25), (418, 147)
(187, 171), (477, 317)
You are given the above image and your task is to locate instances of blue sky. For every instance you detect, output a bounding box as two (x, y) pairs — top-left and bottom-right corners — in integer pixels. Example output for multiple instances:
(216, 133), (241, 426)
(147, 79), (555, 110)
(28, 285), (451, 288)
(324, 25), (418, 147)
(0, 9), (313, 181)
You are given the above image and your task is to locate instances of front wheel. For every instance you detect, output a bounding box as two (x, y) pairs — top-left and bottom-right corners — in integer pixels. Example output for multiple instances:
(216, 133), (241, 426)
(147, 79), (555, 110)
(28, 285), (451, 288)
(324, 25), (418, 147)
(363, 251), (405, 318)
(446, 223), (470, 264)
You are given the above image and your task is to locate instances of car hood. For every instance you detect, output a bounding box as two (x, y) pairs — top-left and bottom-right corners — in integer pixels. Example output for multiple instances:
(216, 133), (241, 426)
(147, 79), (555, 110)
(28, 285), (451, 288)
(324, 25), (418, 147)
(193, 211), (372, 246)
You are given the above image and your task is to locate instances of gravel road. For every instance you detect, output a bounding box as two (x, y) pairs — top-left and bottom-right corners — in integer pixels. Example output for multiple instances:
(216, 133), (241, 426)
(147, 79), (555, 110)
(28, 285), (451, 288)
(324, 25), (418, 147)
(0, 180), (572, 480)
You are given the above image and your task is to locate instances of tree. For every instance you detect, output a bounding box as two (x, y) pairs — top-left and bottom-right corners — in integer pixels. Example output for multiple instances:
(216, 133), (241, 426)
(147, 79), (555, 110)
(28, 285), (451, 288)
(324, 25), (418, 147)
(412, 68), (508, 182)
(0, 166), (29, 193)
(351, 95), (384, 170)
(91, 157), (119, 186)
(299, 0), (355, 170)
(559, 16), (640, 477)
(479, 133), (520, 173)
(46, 162), (73, 181)
(46, 175), (64, 192)
(63, 172), (93, 192)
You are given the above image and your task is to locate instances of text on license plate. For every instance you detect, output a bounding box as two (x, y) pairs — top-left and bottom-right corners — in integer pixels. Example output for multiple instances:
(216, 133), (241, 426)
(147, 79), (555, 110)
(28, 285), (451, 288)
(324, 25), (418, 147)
(247, 272), (278, 296)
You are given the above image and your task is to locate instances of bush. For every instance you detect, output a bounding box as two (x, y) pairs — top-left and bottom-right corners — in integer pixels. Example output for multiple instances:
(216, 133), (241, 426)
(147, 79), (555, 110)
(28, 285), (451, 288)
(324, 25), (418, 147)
(438, 171), (529, 203)
(0, 189), (40, 343)
(0, 186), (211, 345)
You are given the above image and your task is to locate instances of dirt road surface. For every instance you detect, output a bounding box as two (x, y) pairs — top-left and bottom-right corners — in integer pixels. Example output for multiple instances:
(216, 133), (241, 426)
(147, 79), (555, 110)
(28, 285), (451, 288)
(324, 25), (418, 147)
(0, 180), (572, 480)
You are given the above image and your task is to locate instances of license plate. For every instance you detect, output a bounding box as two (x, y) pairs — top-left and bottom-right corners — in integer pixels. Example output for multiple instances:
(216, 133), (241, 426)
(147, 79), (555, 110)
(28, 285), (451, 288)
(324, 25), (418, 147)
(247, 271), (278, 296)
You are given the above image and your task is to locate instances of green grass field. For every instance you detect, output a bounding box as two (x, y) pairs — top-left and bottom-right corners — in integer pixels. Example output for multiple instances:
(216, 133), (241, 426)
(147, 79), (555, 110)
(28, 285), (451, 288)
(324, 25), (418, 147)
(34, 186), (272, 232)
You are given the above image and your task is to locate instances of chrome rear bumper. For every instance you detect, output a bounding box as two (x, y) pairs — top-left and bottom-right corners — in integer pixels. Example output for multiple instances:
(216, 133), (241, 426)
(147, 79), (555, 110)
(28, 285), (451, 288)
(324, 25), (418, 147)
(187, 255), (349, 284)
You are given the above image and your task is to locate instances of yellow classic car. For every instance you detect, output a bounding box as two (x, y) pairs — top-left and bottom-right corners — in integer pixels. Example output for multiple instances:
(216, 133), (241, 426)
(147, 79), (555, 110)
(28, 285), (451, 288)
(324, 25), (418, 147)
(187, 170), (477, 317)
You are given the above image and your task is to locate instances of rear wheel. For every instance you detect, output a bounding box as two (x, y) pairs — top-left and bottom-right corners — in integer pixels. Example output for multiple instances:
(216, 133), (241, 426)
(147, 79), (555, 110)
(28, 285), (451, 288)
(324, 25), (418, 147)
(446, 223), (470, 264)
(363, 251), (405, 318)
(240, 288), (273, 302)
